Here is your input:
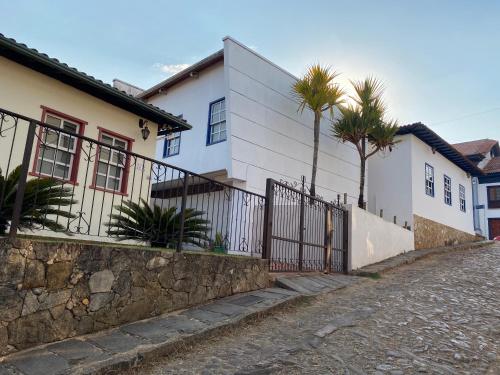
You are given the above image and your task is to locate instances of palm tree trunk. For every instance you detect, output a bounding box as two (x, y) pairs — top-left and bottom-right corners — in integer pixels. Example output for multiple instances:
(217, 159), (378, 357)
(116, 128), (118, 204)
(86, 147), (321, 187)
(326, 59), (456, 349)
(358, 137), (366, 208)
(310, 112), (321, 197)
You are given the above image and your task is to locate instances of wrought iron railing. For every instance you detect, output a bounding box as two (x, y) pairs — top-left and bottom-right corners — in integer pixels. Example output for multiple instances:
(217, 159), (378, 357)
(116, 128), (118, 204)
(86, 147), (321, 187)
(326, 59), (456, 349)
(0, 107), (348, 271)
(0, 107), (265, 254)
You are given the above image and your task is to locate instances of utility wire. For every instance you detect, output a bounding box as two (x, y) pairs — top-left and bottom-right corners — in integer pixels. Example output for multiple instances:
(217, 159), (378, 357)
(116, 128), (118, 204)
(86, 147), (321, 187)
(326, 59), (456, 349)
(432, 107), (500, 126)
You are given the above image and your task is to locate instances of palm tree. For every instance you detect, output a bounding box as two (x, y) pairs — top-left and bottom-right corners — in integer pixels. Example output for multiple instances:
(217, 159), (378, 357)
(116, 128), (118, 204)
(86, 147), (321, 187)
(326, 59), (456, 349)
(0, 166), (77, 234)
(106, 199), (211, 248)
(332, 77), (399, 208)
(293, 65), (344, 197)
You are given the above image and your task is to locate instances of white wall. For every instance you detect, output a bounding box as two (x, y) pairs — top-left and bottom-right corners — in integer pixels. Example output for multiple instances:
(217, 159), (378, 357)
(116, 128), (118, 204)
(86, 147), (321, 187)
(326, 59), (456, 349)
(148, 62), (231, 176)
(367, 136), (414, 227)
(477, 180), (500, 238)
(348, 205), (415, 270)
(224, 37), (362, 201)
(410, 135), (475, 234)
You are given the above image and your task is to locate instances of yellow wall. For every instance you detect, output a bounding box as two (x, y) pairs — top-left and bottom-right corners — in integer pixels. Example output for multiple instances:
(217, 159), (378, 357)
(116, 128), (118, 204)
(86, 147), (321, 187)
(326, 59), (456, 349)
(0, 56), (158, 240)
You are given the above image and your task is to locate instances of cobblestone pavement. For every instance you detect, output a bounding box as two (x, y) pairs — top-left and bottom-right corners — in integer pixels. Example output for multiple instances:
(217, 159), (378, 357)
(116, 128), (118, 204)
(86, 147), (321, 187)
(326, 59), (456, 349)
(129, 244), (500, 375)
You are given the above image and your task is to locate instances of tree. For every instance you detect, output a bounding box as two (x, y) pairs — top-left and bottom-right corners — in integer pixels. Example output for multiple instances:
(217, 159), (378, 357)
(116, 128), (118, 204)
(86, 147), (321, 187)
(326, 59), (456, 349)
(332, 77), (399, 208)
(0, 166), (77, 234)
(293, 65), (344, 197)
(106, 199), (211, 248)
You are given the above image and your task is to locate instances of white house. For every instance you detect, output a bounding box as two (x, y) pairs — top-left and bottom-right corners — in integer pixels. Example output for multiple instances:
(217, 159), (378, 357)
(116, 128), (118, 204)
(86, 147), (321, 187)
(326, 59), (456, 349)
(368, 123), (482, 249)
(453, 139), (500, 239)
(138, 36), (362, 203)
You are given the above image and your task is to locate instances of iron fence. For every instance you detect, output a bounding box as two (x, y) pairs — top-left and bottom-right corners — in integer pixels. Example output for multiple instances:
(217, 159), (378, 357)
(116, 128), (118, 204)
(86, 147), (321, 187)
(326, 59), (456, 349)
(263, 178), (348, 272)
(0, 107), (348, 271)
(0, 107), (265, 254)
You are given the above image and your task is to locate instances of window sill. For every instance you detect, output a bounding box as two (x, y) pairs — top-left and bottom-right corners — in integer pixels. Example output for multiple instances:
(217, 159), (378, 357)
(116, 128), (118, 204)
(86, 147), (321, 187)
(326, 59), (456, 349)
(206, 139), (227, 147)
(163, 152), (180, 158)
(29, 172), (79, 186)
(88, 185), (128, 197)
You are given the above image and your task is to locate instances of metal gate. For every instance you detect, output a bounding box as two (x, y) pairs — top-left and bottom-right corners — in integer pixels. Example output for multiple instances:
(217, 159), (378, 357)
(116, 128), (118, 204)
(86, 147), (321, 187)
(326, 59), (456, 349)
(262, 178), (348, 273)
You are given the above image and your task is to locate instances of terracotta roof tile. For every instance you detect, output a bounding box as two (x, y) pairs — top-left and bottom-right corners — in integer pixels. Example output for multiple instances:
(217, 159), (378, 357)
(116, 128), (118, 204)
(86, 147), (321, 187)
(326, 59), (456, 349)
(484, 156), (500, 174)
(452, 139), (498, 156)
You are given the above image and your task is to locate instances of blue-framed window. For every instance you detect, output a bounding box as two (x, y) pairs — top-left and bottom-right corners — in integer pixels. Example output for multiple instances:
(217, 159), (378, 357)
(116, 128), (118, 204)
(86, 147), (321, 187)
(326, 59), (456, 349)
(207, 98), (226, 145)
(163, 132), (181, 158)
(444, 175), (452, 205)
(425, 163), (434, 197)
(459, 184), (466, 212)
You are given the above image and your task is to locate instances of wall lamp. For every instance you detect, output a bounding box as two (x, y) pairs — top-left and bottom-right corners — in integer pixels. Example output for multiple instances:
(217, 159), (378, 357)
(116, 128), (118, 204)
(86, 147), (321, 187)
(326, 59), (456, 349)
(138, 119), (150, 140)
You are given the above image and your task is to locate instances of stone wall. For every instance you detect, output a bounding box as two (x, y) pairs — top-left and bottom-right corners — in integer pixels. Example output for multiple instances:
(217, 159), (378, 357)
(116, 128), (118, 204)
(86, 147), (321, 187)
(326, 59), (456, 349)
(413, 215), (479, 250)
(0, 238), (269, 354)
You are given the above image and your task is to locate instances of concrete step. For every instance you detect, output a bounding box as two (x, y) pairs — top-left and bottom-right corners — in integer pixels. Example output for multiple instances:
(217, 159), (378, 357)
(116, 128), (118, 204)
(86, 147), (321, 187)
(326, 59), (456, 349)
(275, 273), (362, 295)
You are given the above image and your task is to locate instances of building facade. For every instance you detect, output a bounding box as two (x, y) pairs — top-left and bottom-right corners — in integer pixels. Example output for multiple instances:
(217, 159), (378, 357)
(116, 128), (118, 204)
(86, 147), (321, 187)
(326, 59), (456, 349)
(368, 124), (481, 249)
(454, 139), (500, 239)
(139, 37), (362, 203)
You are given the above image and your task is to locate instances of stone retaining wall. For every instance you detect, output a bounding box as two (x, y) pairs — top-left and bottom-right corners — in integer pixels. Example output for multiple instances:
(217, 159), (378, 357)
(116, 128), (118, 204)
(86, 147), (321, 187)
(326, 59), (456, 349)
(0, 238), (269, 354)
(413, 215), (479, 249)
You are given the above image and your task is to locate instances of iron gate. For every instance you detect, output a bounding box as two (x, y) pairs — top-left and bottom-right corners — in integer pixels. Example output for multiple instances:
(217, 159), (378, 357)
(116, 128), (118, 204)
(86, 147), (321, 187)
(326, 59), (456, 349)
(262, 179), (348, 273)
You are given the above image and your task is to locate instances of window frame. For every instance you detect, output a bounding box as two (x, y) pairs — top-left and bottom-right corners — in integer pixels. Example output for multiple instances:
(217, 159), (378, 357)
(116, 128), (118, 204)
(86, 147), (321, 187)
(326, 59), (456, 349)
(443, 174), (452, 206)
(89, 127), (134, 196)
(425, 163), (435, 197)
(162, 132), (181, 158)
(206, 97), (226, 146)
(487, 185), (500, 209)
(459, 184), (466, 212)
(30, 106), (87, 185)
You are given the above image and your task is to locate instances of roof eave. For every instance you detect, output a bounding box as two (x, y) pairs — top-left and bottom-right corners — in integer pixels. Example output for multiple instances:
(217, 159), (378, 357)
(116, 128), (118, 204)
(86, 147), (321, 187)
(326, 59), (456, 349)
(0, 35), (191, 132)
(139, 49), (224, 100)
(397, 123), (484, 176)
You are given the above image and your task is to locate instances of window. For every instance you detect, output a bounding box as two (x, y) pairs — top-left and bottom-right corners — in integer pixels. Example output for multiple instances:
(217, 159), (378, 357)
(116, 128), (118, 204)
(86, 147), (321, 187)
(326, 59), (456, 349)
(163, 132), (181, 157)
(32, 108), (86, 184)
(425, 163), (434, 197)
(207, 98), (226, 145)
(459, 184), (466, 212)
(487, 185), (500, 209)
(444, 175), (452, 205)
(91, 130), (132, 194)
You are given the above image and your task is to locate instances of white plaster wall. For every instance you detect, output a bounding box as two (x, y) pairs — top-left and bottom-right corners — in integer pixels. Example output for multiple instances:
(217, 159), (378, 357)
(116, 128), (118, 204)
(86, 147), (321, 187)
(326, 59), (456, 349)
(147, 62), (231, 176)
(367, 136), (414, 227)
(477, 181), (500, 238)
(410, 135), (475, 234)
(348, 204), (415, 270)
(224, 37), (362, 201)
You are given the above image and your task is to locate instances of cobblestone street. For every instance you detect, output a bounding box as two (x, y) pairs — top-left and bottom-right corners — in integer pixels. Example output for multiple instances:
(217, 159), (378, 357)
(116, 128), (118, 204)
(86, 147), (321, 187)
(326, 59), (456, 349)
(129, 244), (500, 375)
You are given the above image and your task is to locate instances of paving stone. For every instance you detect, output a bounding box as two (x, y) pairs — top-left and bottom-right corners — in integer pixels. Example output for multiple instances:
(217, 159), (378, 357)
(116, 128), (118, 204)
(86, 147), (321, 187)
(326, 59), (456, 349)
(226, 295), (265, 307)
(201, 302), (248, 316)
(46, 339), (104, 364)
(87, 330), (143, 353)
(248, 290), (288, 300)
(157, 314), (206, 333)
(9, 349), (69, 375)
(181, 308), (229, 324)
(120, 320), (179, 343)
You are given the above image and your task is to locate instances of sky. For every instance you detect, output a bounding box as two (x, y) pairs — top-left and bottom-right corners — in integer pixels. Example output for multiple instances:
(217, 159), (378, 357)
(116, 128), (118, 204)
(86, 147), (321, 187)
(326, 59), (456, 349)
(1, 0), (499, 143)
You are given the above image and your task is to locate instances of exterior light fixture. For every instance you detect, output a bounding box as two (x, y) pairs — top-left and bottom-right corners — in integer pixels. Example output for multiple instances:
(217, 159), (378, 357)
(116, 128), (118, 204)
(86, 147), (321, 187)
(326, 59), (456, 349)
(138, 119), (150, 140)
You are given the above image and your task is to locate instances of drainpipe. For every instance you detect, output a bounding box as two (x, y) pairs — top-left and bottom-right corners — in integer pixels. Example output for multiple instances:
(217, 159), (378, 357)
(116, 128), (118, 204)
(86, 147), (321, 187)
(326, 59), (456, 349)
(472, 177), (481, 234)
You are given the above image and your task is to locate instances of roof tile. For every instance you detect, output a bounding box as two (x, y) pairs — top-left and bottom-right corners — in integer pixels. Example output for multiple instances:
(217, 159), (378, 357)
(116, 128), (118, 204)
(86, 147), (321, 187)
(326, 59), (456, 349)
(452, 139), (498, 156)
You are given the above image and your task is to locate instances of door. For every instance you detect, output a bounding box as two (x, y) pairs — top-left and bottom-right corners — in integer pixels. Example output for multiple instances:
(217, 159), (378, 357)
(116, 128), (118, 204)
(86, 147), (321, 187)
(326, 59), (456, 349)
(488, 218), (500, 240)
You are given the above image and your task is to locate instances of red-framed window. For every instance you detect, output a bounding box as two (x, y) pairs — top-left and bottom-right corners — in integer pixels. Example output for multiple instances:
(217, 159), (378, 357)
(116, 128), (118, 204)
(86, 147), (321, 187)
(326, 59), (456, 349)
(31, 106), (87, 185)
(89, 127), (134, 196)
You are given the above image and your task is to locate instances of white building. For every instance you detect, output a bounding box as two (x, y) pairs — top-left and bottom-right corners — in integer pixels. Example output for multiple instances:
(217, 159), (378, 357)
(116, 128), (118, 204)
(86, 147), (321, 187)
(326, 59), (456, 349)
(453, 139), (500, 239)
(138, 36), (362, 203)
(368, 123), (481, 249)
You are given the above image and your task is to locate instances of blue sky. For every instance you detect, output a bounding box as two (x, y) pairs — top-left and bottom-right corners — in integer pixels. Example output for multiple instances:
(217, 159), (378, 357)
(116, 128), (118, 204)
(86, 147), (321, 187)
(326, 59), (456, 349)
(2, 0), (499, 143)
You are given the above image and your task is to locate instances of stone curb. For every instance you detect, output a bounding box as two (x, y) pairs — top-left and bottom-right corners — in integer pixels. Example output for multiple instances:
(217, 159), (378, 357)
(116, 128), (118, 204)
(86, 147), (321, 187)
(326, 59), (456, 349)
(0, 288), (312, 375)
(351, 240), (495, 277)
(87, 294), (311, 375)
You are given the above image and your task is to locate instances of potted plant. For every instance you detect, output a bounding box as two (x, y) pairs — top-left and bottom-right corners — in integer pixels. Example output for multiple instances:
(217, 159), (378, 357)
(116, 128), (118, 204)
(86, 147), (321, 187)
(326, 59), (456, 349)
(211, 232), (226, 254)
